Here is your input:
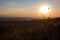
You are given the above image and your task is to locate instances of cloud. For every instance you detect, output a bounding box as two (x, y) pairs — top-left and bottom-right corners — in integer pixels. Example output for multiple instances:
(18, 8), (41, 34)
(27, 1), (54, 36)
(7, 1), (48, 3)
(0, 0), (16, 1)
(0, 1), (21, 9)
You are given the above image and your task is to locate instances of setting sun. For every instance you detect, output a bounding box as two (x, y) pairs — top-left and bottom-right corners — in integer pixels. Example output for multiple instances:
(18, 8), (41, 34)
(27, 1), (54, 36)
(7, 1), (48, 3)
(39, 5), (49, 14)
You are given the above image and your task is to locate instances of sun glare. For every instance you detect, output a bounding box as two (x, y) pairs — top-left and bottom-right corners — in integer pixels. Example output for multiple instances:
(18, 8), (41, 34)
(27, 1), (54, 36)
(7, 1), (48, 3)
(39, 5), (49, 14)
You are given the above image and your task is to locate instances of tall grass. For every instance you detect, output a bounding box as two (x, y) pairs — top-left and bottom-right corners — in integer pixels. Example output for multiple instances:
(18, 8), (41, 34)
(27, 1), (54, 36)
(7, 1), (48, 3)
(0, 18), (60, 40)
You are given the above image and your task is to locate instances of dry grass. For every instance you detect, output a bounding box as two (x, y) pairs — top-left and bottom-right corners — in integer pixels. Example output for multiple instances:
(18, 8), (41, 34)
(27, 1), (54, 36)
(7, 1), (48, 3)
(0, 18), (60, 40)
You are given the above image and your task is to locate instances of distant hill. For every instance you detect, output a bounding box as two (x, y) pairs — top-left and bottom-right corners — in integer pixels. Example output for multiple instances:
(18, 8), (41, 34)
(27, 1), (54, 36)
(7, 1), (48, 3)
(0, 17), (33, 22)
(0, 17), (60, 22)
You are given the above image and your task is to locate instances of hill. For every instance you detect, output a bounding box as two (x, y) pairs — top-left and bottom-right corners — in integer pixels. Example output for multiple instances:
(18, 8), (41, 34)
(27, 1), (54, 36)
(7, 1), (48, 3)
(0, 17), (60, 40)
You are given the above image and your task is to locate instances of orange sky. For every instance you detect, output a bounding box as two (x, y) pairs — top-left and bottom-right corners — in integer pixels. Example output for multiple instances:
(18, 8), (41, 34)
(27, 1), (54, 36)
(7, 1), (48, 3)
(0, 7), (60, 18)
(0, 0), (60, 19)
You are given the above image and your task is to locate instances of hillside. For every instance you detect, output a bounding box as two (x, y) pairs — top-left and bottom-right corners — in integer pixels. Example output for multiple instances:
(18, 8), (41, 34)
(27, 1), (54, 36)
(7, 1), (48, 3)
(0, 17), (60, 40)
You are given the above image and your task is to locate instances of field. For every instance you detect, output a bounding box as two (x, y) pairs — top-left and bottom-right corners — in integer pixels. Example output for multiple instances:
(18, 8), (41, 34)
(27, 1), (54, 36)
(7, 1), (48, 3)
(0, 17), (60, 40)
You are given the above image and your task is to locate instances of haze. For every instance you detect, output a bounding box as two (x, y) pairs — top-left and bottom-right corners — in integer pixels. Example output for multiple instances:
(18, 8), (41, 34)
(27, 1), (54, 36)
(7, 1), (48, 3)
(0, 0), (60, 19)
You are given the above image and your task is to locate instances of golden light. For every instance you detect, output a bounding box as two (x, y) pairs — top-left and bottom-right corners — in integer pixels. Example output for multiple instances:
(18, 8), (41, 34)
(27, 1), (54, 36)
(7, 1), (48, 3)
(39, 5), (49, 14)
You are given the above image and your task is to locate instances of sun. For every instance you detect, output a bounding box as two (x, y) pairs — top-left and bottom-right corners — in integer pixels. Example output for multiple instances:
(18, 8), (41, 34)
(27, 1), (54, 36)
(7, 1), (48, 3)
(39, 5), (49, 14)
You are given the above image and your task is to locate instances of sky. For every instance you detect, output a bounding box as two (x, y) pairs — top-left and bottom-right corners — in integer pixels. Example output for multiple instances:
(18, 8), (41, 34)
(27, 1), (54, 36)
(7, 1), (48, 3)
(0, 0), (60, 18)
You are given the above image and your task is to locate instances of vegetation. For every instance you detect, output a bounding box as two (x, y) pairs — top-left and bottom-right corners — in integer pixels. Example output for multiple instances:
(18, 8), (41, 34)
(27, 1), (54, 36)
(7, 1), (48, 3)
(0, 17), (60, 40)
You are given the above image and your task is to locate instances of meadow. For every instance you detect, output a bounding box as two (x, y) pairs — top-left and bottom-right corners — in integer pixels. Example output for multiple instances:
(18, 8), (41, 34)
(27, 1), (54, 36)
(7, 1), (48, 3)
(0, 17), (60, 40)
